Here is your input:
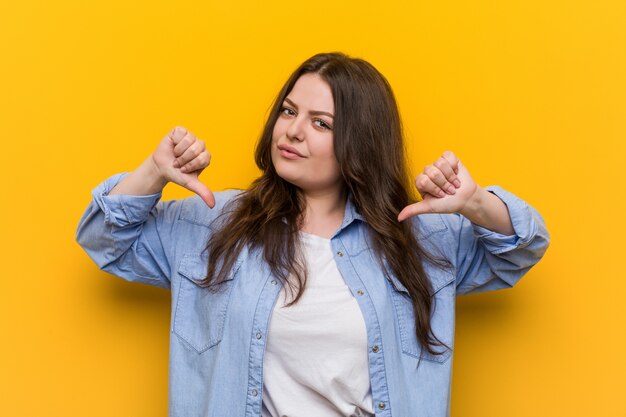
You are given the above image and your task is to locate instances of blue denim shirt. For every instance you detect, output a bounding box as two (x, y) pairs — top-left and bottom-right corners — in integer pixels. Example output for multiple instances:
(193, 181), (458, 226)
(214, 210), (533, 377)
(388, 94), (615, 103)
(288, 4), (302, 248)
(75, 173), (550, 417)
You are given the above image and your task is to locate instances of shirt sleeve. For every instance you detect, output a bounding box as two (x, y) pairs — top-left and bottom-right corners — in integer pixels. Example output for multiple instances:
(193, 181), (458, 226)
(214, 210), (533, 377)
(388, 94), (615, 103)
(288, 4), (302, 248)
(440, 185), (551, 295)
(75, 172), (185, 289)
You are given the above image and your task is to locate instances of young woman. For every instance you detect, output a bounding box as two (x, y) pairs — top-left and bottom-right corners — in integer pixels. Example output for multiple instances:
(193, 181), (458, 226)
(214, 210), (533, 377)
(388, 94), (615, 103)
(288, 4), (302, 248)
(76, 52), (550, 417)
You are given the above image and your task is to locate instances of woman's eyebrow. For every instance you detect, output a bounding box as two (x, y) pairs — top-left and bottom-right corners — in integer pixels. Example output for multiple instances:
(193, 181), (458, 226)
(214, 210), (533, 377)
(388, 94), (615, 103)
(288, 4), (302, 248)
(284, 97), (334, 118)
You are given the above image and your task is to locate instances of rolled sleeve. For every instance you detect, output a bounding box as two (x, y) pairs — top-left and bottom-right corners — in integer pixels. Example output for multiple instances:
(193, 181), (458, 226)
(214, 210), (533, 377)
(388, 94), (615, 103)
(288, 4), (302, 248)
(76, 172), (182, 289)
(442, 185), (550, 295)
(93, 173), (163, 227)
(469, 185), (539, 254)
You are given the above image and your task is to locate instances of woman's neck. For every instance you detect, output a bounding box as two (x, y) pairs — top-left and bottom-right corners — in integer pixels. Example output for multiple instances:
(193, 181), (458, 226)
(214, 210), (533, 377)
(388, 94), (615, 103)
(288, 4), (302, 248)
(300, 188), (346, 239)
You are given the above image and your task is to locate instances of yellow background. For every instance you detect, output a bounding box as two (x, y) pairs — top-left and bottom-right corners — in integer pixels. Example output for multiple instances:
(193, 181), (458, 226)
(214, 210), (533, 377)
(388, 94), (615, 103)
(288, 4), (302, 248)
(1, 0), (624, 415)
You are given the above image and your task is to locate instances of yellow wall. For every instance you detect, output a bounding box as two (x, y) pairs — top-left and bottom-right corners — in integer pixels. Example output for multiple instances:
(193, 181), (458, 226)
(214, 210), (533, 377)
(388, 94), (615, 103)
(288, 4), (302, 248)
(1, 0), (624, 415)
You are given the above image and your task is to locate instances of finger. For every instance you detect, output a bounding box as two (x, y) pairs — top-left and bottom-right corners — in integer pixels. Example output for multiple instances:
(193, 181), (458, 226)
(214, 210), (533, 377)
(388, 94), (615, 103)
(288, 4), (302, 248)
(174, 139), (205, 169)
(415, 173), (447, 198)
(397, 201), (433, 222)
(184, 177), (216, 208)
(424, 164), (457, 196)
(434, 157), (461, 189)
(180, 151), (211, 173)
(441, 150), (460, 175)
(173, 132), (197, 157)
(168, 126), (188, 144)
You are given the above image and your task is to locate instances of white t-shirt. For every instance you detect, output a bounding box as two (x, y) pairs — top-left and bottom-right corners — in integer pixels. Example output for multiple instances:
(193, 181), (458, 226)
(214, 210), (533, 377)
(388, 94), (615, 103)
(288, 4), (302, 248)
(261, 232), (375, 417)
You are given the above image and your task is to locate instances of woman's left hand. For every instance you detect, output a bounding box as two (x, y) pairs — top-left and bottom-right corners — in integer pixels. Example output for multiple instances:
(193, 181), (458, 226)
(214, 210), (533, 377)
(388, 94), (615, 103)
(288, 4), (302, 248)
(397, 151), (481, 222)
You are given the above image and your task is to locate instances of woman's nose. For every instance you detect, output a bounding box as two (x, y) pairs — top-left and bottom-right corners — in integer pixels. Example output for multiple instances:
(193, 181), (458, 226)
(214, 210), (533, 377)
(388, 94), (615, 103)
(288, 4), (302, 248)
(286, 116), (305, 142)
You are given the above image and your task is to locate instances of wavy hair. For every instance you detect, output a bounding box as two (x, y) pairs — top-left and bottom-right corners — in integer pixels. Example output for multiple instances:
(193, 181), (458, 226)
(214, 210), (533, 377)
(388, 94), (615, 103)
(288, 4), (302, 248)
(200, 52), (451, 356)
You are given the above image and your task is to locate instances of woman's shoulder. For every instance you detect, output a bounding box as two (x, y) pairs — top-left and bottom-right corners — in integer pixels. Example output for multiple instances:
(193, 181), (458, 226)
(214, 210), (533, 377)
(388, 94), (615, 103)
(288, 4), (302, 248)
(178, 188), (244, 228)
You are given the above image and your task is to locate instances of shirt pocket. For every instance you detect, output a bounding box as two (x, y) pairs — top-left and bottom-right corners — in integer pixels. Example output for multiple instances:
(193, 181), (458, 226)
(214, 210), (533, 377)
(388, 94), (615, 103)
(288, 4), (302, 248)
(173, 251), (241, 354)
(388, 268), (455, 364)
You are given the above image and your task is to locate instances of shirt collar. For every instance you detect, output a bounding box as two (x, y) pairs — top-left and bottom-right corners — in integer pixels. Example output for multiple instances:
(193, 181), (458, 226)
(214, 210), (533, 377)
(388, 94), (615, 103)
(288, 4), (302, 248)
(280, 191), (366, 236)
(337, 192), (365, 232)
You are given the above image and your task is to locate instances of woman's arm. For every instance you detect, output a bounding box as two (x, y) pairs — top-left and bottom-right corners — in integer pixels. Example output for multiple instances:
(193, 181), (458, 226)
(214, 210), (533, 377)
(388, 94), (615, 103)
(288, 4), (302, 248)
(108, 156), (169, 196)
(75, 172), (180, 288)
(441, 185), (550, 295)
(75, 126), (216, 288)
(458, 186), (515, 235)
(399, 151), (550, 294)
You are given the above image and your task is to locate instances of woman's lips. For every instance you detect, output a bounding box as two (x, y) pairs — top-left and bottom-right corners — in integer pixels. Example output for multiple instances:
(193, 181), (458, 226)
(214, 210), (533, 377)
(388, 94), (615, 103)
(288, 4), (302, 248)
(278, 145), (304, 160)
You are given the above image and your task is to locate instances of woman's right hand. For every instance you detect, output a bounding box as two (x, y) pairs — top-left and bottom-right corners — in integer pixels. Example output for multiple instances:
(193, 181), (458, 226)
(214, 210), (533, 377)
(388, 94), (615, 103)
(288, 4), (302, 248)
(152, 126), (215, 208)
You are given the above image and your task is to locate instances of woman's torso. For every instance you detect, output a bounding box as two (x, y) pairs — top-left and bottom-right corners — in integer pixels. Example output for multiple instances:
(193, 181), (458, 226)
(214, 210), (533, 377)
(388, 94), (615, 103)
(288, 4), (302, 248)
(168, 191), (456, 417)
(76, 172), (549, 417)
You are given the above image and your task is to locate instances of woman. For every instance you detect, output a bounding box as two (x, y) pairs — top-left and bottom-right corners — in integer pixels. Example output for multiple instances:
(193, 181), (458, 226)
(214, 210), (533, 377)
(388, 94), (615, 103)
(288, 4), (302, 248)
(76, 52), (550, 417)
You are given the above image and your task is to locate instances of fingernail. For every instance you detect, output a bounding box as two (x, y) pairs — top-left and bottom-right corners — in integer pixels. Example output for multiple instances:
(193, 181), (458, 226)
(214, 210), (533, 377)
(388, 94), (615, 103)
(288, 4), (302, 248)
(453, 179), (461, 188)
(438, 190), (445, 197)
(173, 160), (180, 168)
(180, 166), (187, 172)
(448, 186), (456, 194)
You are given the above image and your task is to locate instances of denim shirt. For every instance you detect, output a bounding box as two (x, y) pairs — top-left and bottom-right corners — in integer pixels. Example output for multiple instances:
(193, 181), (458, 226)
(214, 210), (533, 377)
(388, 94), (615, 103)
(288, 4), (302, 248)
(75, 173), (550, 417)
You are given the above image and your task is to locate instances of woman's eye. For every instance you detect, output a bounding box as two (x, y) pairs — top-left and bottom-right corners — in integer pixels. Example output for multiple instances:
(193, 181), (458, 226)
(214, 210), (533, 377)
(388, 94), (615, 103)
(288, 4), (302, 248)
(280, 106), (295, 116)
(280, 106), (332, 131)
(314, 119), (332, 130)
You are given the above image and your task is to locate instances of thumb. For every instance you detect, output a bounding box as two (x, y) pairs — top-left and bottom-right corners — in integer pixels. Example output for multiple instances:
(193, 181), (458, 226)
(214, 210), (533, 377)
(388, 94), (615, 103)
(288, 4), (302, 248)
(397, 201), (432, 222)
(184, 177), (216, 208)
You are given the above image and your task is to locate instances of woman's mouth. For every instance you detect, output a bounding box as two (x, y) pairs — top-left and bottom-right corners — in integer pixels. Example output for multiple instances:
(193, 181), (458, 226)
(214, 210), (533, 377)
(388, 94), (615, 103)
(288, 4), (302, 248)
(277, 144), (305, 159)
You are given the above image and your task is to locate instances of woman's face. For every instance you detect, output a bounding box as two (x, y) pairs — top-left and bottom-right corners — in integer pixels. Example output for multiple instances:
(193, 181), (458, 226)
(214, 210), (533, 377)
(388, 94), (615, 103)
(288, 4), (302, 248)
(271, 73), (342, 196)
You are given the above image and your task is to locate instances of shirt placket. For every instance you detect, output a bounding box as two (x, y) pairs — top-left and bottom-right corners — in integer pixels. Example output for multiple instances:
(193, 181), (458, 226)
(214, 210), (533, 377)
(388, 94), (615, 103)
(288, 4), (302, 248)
(331, 237), (392, 416)
(245, 272), (282, 417)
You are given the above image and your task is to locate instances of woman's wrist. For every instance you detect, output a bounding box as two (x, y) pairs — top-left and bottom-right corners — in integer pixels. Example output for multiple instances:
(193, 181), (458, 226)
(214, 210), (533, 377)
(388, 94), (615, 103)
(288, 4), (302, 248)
(109, 156), (169, 196)
(459, 187), (515, 235)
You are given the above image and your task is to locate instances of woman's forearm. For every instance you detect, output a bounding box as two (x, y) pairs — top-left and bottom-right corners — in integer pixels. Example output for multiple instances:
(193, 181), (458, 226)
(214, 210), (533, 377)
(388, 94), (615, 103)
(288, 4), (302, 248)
(109, 156), (169, 196)
(459, 187), (515, 235)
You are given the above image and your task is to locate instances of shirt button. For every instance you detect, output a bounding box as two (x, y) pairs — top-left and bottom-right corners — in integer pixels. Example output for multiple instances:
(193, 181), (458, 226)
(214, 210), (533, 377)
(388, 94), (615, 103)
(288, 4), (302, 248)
(256, 332), (262, 340)
(336, 251), (344, 257)
(378, 402), (386, 410)
(357, 290), (364, 296)
(271, 279), (277, 285)
(372, 345), (379, 353)
(251, 389), (258, 397)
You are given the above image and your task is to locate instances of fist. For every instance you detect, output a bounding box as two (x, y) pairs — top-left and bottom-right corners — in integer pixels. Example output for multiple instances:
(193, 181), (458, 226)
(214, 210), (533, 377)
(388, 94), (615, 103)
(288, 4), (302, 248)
(151, 126), (215, 208)
(397, 151), (479, 221)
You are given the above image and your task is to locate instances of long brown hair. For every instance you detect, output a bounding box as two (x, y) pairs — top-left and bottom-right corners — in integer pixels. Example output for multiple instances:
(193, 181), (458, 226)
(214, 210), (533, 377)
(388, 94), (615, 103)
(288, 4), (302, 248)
(200, 52), (451, 356)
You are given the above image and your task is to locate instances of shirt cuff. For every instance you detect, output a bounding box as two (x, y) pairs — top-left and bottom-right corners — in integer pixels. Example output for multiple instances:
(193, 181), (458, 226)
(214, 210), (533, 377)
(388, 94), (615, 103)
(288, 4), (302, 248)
(471, 185), (539, 254)
(91, 172), (163, 227)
